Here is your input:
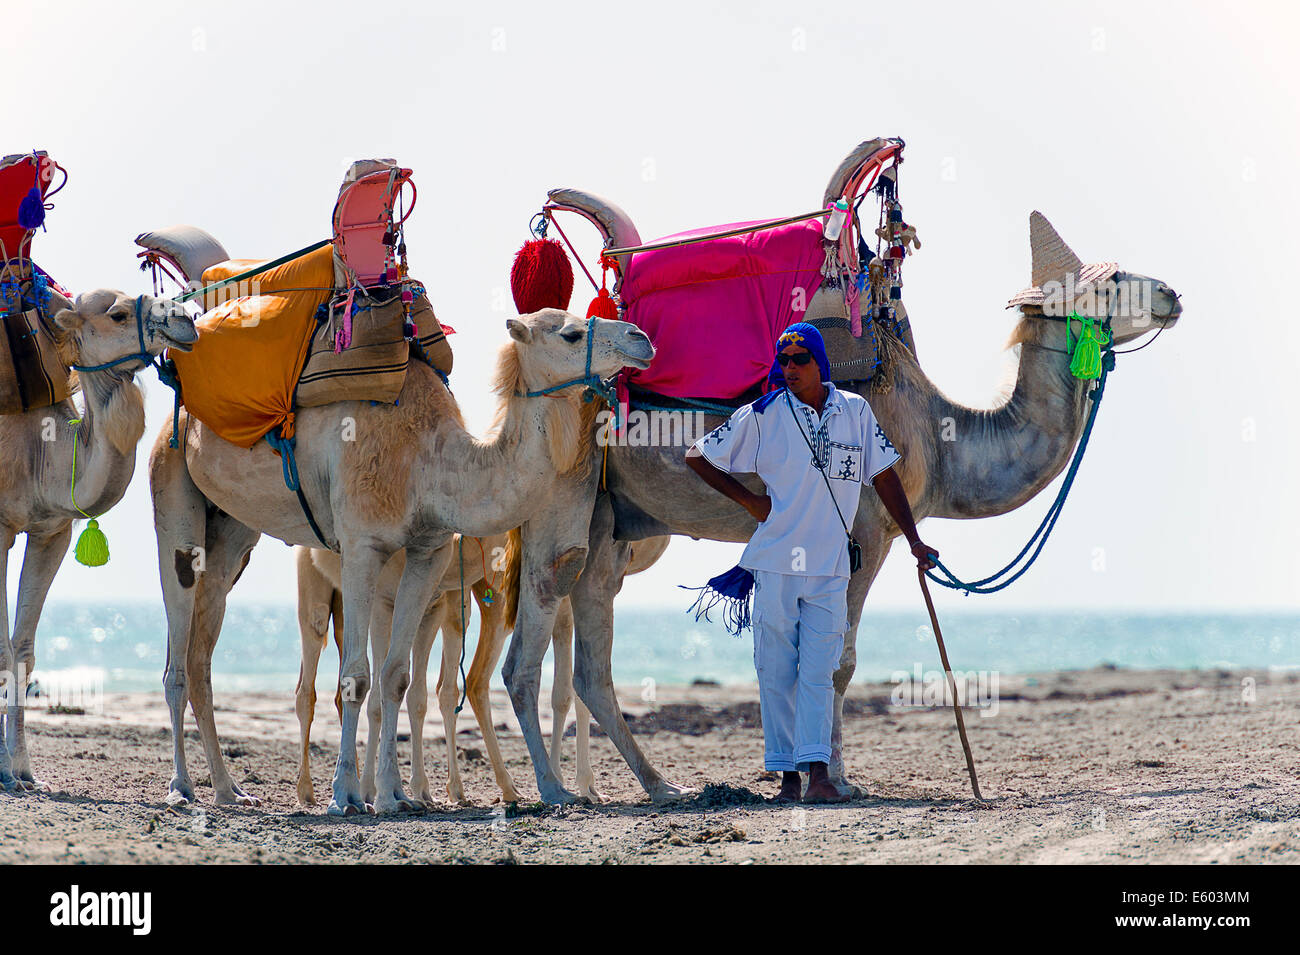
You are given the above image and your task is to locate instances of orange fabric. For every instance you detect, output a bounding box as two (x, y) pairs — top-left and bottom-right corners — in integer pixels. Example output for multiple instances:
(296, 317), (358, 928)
(170, 244), (335, 448)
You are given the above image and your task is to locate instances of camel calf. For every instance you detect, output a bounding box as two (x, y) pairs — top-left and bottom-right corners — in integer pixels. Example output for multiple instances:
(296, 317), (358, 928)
(295, 534), (669, 805)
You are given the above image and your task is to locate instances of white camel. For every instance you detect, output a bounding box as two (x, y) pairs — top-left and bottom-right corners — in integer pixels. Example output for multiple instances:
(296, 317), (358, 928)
(151, 305), (654, 813)
(0, 289), (197, 791)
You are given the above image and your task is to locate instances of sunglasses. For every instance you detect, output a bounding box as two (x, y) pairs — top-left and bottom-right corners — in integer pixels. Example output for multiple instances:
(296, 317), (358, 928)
(776, 351), (814, 367)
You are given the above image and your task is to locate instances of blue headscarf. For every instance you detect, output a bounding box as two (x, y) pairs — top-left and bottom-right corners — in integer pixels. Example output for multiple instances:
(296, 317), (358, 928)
(754, 321), (831, 413)
(680, 322), (834, 634)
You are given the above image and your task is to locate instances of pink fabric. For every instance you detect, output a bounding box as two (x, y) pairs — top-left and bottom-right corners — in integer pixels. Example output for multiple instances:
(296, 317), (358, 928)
(620, 219), (827, 400)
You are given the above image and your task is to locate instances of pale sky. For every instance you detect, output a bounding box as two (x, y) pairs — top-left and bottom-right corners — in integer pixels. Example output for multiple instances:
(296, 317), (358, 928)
(4, 0), (1298, 612)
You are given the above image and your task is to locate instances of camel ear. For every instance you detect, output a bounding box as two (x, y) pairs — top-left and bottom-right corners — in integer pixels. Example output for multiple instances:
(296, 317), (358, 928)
(506, 317), (532, 344)
(51, 305), (83, 335)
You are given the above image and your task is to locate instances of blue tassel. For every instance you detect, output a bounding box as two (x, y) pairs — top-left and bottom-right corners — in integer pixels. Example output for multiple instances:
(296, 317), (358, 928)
(679, 564), (755, 636)
(17, 187), (45, 230)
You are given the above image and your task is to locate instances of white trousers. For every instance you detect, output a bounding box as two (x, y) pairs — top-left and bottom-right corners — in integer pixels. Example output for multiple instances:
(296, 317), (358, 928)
(750, 569), (848, 772)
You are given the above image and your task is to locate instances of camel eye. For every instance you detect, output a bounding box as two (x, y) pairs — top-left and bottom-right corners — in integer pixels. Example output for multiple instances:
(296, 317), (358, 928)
(560, 326), (583, 343)
(107, 306), (131, 323)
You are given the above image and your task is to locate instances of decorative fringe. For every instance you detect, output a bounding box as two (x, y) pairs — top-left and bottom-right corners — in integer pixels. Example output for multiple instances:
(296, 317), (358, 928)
(1067, 314), (1109, 380)
(74, 519), (110, 567)
(679, 564), (755, 637)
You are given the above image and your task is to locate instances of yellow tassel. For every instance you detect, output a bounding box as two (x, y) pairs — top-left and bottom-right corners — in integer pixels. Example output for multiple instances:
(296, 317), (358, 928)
(74, 519), (110, 567)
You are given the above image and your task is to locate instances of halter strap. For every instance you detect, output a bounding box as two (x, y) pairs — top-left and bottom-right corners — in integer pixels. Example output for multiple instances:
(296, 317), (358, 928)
(515, 315), (618, 406)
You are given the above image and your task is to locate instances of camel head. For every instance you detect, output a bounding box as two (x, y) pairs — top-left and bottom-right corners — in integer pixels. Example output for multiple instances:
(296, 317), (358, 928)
(1011, 212), (1182, 347)
(51, 290), (199, 373)
(1103, 268), (1182, 346)
(502, 308), (654, 394)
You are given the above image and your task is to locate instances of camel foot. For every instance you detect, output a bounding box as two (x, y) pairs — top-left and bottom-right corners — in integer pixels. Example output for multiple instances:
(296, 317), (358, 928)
(373, 787), (423, 814)
(649, 780), (697, 804)
(296, 783), (317, 807)
(328, 771), (368, 817)
(577, 781), (607, 804)
(15, 774), (50, 793)
(537, 781), (579, 805)
(0, 769), (23, 793)
(166, 777), (195, 808)
(445, 783), (466, 805)
(215, 785), (261, 808)
(829, 776), (867, 800)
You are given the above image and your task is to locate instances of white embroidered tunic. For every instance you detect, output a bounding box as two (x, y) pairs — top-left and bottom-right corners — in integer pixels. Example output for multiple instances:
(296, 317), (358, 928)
(692, 383), (901, 578)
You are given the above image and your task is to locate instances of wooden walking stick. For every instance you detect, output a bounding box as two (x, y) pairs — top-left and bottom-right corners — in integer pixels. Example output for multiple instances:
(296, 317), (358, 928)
(917, 566), (983, 800)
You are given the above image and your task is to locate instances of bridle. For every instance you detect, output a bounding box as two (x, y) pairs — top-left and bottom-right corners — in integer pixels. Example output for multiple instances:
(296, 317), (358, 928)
(514, 315), (620, 407)
(69, 294), (169, 377)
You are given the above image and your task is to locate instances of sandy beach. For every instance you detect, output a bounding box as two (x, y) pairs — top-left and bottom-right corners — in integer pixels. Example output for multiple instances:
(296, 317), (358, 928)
(5, 666), (1299, 865)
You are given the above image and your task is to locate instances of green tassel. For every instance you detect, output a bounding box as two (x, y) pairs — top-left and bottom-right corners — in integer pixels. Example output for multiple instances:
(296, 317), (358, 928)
(74, 519), (110, 567)
(1067, 315), (1110, 380)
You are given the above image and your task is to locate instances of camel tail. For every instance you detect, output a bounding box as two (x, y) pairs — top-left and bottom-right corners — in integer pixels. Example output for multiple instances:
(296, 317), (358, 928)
(502, 527), (523, 633)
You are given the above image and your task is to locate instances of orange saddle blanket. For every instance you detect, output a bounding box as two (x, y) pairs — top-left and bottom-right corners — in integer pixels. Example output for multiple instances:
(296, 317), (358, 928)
(170, 243), (333, 449)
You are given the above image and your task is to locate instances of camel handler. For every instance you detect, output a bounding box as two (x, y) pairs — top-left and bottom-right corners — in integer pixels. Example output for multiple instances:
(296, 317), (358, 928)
(685, 322), (937, 803)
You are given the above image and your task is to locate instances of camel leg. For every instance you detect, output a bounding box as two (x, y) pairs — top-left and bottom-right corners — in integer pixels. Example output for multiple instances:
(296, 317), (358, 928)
(152, 437), (209, 807)
(361, 596), (393, 806)
(186, 512), (260, 806)
(464, 580), (521, 803)
(5, 525), (72, 790)
(573, 696), (601, 803)
(502, 518), (590, 805)
(436, 590), (470, 805)
(570, 494), (692, 803)
(829, 533), (890, 797)
(373, 543), (450, 813)
(294, 554), (335, 806)
(409, 599), (441, 806)
(328, 539), (387, 816)
(547, 598), (574, 777)
(0, 527), (18, 792)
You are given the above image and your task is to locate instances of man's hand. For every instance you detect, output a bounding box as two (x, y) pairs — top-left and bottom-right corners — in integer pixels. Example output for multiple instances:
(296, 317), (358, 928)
(746, 494), (772, 523)
(687, 445), (772, 523)
(911, 540), (939, 571)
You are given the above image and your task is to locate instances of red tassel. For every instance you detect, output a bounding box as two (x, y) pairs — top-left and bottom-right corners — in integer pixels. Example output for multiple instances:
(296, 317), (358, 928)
(586, 287), (619, 320)
(586, 256), (620, 319)
(510, 238), (573, 313)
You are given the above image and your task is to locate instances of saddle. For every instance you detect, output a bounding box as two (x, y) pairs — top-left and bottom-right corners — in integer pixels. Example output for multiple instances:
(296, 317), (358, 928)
(135, 160), (453, 449)
(0, 151), (73, 414)
(541, 138), (919, 408)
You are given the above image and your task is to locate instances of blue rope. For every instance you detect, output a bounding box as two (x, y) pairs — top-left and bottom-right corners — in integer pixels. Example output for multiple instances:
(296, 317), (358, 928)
(264, 429), (301, 492)
(518, 314), (619, 423)
(924, 347), (1116, 595)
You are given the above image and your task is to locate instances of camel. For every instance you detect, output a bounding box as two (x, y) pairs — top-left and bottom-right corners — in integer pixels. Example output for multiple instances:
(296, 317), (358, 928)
(150, 305), (654, 813)
(0, 289), (198, 791)
(295, 533), (669, 806)
(503, 201), (1183, 803)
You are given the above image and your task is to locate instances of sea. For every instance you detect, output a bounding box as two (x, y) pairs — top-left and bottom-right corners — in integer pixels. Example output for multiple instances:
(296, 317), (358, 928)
(21, 601), (1300, 700)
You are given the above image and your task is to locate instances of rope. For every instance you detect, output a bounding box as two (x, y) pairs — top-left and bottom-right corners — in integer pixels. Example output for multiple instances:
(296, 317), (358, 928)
(925, 346), (1114, 595)
(602, 208), (831, 258)
(173, 239), (330, 304)
(66, 418), (93, 520)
